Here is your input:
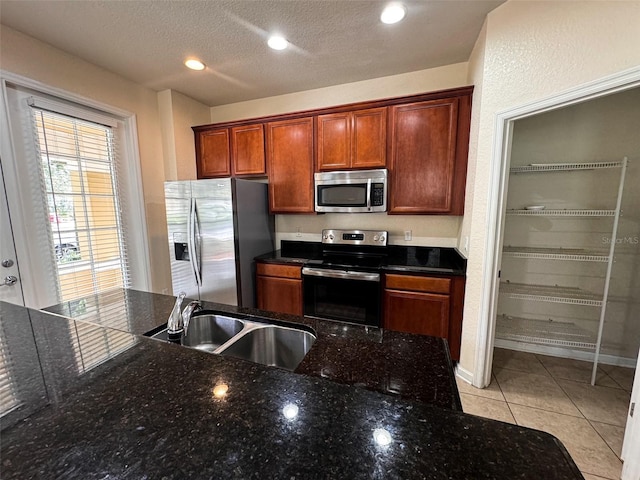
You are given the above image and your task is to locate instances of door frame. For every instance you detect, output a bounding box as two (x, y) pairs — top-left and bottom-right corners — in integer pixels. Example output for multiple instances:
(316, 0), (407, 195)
(476, 66), (640, 388)
(0, 160), (25, 305)
(0, 70), (151, 307)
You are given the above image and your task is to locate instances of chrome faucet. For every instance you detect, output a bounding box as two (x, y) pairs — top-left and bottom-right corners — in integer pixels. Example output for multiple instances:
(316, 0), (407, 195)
(166, 292), (203, 342)
(181, 300), (202, 337)
(167, 292), (186, 341)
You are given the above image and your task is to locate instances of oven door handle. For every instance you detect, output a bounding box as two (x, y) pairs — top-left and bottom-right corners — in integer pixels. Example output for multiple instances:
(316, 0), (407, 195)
(302, 267), (380, 282)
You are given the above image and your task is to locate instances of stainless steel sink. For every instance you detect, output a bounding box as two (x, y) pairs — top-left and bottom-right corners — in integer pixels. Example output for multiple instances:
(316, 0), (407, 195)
(150, 314), (245, 352)
(218, 325), (316, 371)
(147, 313), (315, 371)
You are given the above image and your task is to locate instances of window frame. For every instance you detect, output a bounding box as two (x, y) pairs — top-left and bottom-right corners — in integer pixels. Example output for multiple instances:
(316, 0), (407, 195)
(0, 70), (150, 307)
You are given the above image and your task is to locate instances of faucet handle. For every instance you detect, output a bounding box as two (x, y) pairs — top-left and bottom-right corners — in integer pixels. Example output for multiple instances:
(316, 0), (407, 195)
(182, 301), (202, 337)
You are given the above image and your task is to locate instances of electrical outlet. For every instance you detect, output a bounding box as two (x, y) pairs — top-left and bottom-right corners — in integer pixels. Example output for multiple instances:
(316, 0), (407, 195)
(404, 230), (412, 241)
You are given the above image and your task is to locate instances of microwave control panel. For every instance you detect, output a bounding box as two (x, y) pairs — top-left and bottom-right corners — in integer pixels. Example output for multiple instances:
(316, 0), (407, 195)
(371, 183), (385, 206)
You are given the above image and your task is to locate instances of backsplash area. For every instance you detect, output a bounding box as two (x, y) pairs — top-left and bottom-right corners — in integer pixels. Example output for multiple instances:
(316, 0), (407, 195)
(276, 213), (462, 249)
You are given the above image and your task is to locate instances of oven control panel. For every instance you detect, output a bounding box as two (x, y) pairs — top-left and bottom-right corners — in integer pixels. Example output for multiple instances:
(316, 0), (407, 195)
(321, 229), (388, 246)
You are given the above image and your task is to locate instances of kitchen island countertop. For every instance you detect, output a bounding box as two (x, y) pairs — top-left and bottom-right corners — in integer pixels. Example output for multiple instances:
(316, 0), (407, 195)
(2, 298), (582, 479)
(43, 288), (462, 410)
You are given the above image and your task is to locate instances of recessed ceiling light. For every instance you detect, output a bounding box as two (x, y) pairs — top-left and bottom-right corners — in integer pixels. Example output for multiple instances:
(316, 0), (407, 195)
(267, 35), (288, 51)
(185, 58), (206, 71)
(380, 3), (407, 24)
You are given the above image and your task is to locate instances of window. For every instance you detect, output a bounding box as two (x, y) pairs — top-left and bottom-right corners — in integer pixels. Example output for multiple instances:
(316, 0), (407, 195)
(31, 107), (130, 302)
(2, 79), (149, 376)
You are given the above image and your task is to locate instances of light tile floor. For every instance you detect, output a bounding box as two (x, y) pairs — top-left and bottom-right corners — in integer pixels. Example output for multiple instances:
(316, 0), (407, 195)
(457, 348), (635, 480)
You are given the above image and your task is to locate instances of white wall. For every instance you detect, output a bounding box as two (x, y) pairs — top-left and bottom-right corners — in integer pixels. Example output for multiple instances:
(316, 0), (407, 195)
(459, 1), (640, 382)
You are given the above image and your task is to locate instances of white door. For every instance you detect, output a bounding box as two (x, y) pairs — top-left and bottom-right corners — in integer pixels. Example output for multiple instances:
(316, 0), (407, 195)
(622, 350), (640, 480)
(0, 167), (24, 305)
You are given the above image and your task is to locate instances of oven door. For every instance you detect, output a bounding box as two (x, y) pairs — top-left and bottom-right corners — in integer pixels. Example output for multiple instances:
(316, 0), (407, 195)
(302, 267), (381, 327)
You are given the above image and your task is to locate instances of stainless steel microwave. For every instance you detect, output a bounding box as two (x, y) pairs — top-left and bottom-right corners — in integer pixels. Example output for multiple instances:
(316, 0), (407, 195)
(314, 169), (387, 213)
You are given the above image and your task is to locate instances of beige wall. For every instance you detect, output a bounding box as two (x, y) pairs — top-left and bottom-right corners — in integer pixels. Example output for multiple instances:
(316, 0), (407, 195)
(210, 62), (469, 123)
(459, 1), (640, 383)
(209, 62), (471, 250)
(158, 89), (210, 181)
(0, 25), (172, 293)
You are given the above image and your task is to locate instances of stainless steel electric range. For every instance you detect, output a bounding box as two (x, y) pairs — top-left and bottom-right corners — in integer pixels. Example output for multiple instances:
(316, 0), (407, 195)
(302, 229), (388, 327)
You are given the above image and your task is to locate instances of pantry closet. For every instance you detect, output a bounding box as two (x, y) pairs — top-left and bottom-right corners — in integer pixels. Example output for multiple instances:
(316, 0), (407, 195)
(494, 87), (640, 384)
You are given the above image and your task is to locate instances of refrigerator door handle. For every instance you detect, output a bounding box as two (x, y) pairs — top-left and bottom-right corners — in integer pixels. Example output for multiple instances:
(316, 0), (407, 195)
(193, 199), (203, 286)
(188, 198), (202, 287)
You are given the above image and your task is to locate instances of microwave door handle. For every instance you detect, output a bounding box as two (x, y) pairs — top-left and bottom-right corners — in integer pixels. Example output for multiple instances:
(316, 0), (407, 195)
(366, 178), (372, 211)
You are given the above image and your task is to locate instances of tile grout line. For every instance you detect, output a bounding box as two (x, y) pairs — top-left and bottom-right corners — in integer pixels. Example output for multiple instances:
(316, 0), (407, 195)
(492, 372), (519, 425)
(492, 350), (625, 479)
(535, 353), (625, 469)
(536, 353), (589, 420)
(585, 418), (625, 462)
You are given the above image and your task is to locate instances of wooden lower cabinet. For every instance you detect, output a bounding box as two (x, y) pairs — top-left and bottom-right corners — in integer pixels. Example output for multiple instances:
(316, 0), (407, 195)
(256, 263), (303, 316)
(383, 273), (465, 361)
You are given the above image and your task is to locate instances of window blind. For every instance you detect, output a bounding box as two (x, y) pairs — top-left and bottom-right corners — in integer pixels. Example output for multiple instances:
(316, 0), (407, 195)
(29, 104), (135, 373)
(30, 107), (131, 302)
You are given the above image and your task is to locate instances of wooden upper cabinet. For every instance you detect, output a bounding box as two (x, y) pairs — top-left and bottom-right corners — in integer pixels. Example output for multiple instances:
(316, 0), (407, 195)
(196, 129), (231, 178)
(266, 117), (315, 214)
(388, 96), (470, 215)
(317, 112), (350, 170)
(352, 107), (387, 169)
(231, 124), (266, 176)
(317, 107), (387, 171)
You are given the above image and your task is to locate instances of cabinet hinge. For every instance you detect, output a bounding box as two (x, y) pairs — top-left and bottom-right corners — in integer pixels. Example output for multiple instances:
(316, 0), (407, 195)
(631, 402), (635, 418)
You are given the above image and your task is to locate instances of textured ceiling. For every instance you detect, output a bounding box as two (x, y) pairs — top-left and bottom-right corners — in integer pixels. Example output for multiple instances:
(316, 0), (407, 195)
(0, 0), (503, 106)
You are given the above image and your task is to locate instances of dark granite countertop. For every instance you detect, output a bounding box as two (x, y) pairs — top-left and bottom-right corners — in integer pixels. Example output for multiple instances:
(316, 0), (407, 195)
(1, 301), (583, 479)
(43, 288), (461, 410)
(255, 240), (467, 276)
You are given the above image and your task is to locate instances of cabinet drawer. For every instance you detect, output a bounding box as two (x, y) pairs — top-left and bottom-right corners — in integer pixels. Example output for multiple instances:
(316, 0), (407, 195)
(256, 263), (302, 279)
(385, 274), (450, 294)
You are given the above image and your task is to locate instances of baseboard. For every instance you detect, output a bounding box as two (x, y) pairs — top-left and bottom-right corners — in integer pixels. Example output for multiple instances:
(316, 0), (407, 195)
(455, 363), (474, 385)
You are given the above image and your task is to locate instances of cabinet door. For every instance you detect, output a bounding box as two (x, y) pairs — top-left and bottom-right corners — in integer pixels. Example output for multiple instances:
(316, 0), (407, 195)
(384, 289), (450, 338)
(196, 129), (231, 178)
(352, 107), (387, 169)
(231, 124), (266, 176)
(266, 117), (315, 213)
(256, 275), (303, 316)
(389, 98), (459, 214)
(317, 112), (351, 170)
(317, 108), (387, 171)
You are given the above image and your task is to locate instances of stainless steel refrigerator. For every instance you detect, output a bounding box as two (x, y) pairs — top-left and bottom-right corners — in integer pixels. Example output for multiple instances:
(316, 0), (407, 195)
(164, 178), (274, 307)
